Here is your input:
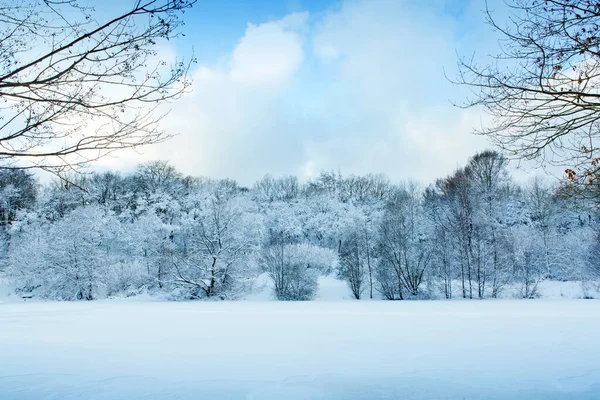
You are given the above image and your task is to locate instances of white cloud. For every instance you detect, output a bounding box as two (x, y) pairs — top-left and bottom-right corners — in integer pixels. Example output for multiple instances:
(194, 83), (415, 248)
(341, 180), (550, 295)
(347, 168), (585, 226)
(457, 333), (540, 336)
(230, 13), (307, 86)
(130, 12), (310, 183)
(299, 0), (491, 183)
(101, 1), (524, 186)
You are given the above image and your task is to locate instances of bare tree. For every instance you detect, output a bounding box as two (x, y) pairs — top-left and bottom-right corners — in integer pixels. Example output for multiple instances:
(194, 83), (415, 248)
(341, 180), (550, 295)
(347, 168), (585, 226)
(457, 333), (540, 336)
(456, 1), (600, 197)
(363, 215), (375, 299)
(436, 169), (475, 298)
(423, 186), (455, 299)
(526, 176), (560, 279)
(133, 160), (184, 197)
(339, 228), (366, 299)
(467, 150), (511, 298)
(510, 225), (545, 299)
(253, 174), (299, 201)
(378, 183), (432, 298)
(0, 0), (195, 171)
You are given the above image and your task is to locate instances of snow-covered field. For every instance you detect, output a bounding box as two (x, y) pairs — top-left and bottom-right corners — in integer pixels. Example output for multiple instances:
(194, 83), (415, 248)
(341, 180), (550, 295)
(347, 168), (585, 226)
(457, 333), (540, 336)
(1, 297), (599, 400)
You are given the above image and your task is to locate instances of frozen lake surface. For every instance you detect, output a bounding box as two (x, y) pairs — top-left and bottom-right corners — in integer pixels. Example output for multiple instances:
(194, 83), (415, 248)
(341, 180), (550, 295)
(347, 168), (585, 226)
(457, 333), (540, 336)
(1, 299), (599, 399)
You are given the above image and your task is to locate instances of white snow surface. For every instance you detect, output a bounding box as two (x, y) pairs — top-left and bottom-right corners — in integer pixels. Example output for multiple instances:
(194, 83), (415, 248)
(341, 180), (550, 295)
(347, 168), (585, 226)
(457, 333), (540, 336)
(1, 297), (599, 399)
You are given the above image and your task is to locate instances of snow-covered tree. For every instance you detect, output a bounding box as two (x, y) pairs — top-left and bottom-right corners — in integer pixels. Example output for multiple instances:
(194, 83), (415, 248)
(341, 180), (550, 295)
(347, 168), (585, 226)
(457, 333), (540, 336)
(377, 183), (433, 299)
(338, 211), (379, 299)
(172, 189), (261, 299)
(262, 242), (337, 301)
(2, 152), (598, 302)
(8, 206), (121, 300)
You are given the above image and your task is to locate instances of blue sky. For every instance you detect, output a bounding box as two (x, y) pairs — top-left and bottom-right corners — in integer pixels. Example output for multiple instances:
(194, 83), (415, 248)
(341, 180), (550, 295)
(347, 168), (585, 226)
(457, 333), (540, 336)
(100, 0), (529, 185)
(179, 0), (483, 63)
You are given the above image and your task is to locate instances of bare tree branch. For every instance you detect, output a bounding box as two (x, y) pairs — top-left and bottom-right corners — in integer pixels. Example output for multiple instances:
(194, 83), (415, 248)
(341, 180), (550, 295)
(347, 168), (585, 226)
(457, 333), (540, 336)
(454, 0), (600, 200)
(0, 0), (196, 172)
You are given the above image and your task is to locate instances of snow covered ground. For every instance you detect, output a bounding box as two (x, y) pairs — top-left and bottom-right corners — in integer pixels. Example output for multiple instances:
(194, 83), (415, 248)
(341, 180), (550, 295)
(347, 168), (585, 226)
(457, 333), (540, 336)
(1, 297), (599, 399)
(246, 275), (600, 301)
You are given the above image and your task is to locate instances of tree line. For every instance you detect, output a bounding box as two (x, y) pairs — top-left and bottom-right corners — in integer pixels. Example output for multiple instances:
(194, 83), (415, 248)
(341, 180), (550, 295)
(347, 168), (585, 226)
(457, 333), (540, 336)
(0, 151), (598, 301)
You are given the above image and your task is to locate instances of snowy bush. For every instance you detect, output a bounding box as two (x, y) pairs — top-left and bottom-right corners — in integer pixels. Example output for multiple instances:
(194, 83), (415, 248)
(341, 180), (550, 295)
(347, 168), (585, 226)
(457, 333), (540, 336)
(262, 243), (337, 301)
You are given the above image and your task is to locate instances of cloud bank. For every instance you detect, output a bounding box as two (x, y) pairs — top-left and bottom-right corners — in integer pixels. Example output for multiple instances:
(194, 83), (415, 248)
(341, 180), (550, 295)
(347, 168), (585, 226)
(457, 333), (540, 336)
(102, 0), (501, 186)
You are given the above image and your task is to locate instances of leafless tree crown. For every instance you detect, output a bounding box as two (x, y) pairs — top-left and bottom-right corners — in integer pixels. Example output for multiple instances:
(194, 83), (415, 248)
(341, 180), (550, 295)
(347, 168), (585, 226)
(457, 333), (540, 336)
(456, 0), (600, 195)
(0, 0), (196, 171)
